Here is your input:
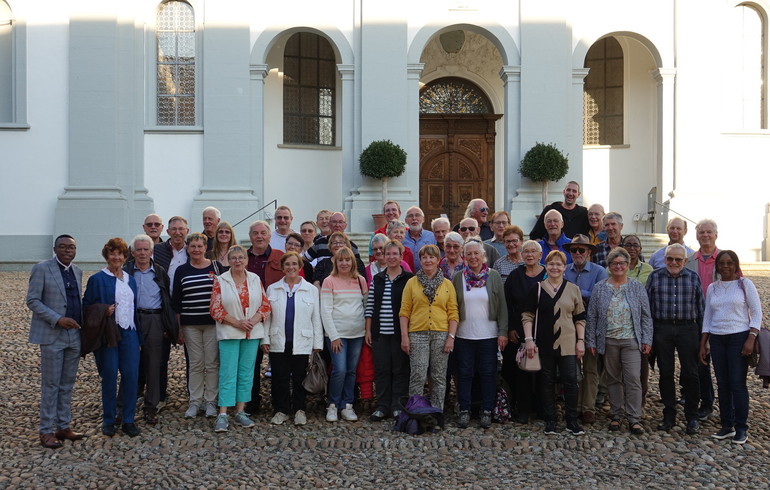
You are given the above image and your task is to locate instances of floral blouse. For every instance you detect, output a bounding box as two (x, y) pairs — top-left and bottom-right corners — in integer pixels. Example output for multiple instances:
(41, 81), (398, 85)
(210, 279), (270, 323)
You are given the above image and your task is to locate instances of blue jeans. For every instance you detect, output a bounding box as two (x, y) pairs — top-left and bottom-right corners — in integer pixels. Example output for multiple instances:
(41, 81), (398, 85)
(94, 328), (140, 426)
(455, 337), (498, 412)
(326, 337), (364, 408)
(710, 331), (750, 431)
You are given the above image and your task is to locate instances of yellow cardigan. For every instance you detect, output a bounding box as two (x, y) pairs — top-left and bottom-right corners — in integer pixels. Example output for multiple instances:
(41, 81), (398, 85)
(399, 276), (459, 332)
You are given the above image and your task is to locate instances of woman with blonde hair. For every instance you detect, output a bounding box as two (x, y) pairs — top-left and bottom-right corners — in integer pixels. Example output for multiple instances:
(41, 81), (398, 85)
(207, 222), (237, 268)
(321, 247), (368, 422)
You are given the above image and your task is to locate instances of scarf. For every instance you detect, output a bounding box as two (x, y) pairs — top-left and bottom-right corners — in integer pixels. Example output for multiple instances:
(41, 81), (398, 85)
(463, 263), (489, 291)
(416, 268), (445, 304)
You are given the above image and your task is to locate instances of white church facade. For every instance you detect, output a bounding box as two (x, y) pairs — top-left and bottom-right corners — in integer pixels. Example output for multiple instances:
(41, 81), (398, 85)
(1, 0), (769, 262)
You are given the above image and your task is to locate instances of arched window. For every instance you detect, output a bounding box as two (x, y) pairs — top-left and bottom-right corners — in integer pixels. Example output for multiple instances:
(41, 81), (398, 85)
(283, 32), (336, 145)
(419, 77), (492, 114)
(725, 4), (766, 129)
(0, 0), (13, 122)
(583, 37), (624, 145)
(156, 1), (196, 126)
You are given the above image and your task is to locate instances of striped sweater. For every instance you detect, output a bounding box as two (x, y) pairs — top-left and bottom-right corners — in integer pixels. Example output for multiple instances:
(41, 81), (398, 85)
(171, 262), (218, 325)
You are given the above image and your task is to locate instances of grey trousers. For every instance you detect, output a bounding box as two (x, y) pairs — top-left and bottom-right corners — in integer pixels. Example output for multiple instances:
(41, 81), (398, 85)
(138, 312), (165, 410)
(578, 350), (600, 413)
(604, 337), (643, 424)
(408, 331), (448, 410)
(39, 329), (81, 433)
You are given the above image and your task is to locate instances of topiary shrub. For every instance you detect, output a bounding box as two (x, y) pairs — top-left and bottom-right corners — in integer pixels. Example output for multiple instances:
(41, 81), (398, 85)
(519, 142), (569, 209)
(359, 139), (407, 207)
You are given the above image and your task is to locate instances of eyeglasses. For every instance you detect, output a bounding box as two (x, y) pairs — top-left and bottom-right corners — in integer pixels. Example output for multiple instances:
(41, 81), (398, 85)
(493, 221), (509, 226)
(144, 222), (162, 227)
(275, 216), (291, 220)
(665, 256), (685, 263)
(286, 242), (302, 249)
(609, 261), (628, 268)
(406, 213), (422, 219)
(479, 207), (489, 213)
(459, 226), (476, 232)
(330, 241), (347, 247)
(229, 256), (246, 262)
(570, 247), (587, 254)
(372, 247), (384, 253)
(217, 230), (231, 234)
(504, 239), (519, 245)
(623, 243), (641, 249)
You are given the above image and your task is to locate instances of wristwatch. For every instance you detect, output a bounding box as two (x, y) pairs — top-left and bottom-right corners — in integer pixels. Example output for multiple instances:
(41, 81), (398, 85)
(750, 331), (759, 337)
(448, 333), (456, 339)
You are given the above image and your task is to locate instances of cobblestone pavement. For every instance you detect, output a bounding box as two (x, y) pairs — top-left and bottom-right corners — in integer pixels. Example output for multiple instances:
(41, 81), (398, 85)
(2, 271), (770, 488)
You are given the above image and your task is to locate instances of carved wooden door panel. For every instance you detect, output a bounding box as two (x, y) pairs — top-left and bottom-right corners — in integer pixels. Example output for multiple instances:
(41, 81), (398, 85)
(419, 115), (500, 226)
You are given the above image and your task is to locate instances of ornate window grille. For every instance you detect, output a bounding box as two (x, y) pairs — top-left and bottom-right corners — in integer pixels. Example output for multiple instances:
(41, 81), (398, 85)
(419, 77), (492, 114)
(156, 1), (195, 126)
(283, 32), (336, 145)
(583, 37), (624, 145)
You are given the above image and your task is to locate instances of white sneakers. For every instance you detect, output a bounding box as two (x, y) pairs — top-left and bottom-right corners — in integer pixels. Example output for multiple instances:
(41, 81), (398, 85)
(340, 403), (358, 421)
(326, 404), (338, 422)
(270, 412), (290, 425)
(294, 410), (307, 426)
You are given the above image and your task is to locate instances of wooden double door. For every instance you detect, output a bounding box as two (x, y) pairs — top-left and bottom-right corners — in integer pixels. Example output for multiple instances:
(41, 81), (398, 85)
(419, 114), (502, 226)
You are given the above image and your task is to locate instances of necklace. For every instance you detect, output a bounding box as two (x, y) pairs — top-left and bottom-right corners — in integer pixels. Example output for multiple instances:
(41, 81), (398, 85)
(547, 279), (561, 292)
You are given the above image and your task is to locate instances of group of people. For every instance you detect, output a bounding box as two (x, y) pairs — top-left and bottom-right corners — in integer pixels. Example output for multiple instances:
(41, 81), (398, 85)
(28, 185), (762, 448)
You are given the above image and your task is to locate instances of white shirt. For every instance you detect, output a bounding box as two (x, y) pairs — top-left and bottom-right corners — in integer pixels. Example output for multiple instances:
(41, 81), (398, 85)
(457, 277), (498, 340)
(270, 231), (292, 252)
(103, 268), (135, 330)
(703, 278), (762, 335)
(168, 246), (188, 293)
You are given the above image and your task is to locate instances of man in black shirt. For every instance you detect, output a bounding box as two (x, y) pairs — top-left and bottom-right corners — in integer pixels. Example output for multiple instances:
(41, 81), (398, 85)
(529, 181), (589, 239)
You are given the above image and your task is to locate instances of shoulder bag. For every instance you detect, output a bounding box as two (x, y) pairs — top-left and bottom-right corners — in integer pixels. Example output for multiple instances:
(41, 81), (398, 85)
(516, 284), (542, 372)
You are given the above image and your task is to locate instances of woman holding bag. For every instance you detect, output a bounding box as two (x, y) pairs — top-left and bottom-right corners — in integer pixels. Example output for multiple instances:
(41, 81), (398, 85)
(522, 250), (586, 436)
(264, 251), (323, 426)
(699, 250), (762, 444)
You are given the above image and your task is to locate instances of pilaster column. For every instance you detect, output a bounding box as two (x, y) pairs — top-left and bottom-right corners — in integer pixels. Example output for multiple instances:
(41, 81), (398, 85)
(499, 65), (521, 213)
(651, 67), (676, 232)
(338, 64), (356, 200)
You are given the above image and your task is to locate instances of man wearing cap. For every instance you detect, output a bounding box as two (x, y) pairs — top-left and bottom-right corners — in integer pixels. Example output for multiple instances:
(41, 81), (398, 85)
(564, 235), (606, 424)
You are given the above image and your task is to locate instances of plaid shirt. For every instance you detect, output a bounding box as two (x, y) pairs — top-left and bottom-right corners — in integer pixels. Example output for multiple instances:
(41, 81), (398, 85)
(591, 240), (622, 268)
(645, 267), (705, 326)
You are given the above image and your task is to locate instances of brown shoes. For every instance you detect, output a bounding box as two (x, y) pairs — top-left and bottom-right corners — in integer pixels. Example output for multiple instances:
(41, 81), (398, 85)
(581, 411), (595, 424)
(39, 432), (62, 449)
(144, 408), (159, 425)
(55, 428), (85, 441)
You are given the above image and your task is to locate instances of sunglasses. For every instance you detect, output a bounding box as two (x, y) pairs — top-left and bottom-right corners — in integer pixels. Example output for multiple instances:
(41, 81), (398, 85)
(570, 247), (587, 254)
(665, 256), (685, 263)
(479, 207), (489, 213)
(459, 226), (476, 232)
(144, 222), (162, 227)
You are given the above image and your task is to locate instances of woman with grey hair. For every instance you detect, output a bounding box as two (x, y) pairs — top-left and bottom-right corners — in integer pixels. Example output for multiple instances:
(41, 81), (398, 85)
(386, 220), (415, 272)
(451, 240), (508, 428)
(439, 231), (465, 279)
(502, 240), (545, 423)
(586, 247), (652, 435)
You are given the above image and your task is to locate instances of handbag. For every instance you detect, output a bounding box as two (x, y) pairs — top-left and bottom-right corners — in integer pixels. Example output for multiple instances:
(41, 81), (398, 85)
(516, 284), (542, 372)
(302, 351), (328, 394)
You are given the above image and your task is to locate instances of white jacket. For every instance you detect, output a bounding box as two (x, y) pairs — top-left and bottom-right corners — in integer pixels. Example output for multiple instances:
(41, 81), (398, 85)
(264, 277), (323, 354)
(214, 270), (266, 341)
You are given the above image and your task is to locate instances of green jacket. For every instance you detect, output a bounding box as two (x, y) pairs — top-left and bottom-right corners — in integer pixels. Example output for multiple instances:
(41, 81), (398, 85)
(451, 268), (508, 337)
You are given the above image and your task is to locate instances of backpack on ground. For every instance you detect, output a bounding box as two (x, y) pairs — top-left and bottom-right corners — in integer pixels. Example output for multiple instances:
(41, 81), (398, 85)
(393, 395), (445, 435)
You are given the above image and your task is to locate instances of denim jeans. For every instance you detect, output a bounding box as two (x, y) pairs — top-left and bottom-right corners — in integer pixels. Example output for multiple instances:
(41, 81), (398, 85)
(539, 353), (579, 423)
(326, 337), (364, 408)
(94, 328), (140, 426)
(455, 337), (498, 412)
(710, 331), (750, 431)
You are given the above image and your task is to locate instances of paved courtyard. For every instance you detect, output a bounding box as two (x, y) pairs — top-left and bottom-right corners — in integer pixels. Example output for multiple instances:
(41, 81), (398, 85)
(2, 271), (770, 488)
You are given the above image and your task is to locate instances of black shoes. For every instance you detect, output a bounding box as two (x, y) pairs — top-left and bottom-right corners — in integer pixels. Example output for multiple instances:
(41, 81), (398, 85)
(685, 419), (699, 435)
(102, 424), (116, 437)
(657, 418), (675, 431)
(122, 423), (141, 437)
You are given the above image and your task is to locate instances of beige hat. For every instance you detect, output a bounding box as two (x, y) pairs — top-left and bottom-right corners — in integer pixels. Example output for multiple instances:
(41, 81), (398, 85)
(562, 234), (597, 254)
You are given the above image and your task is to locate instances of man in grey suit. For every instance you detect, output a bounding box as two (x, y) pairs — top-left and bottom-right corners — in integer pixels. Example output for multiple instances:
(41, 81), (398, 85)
(26, 235), (85, 448)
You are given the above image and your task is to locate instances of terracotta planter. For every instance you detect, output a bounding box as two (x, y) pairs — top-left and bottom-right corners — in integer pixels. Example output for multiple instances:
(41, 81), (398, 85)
(372, 213), (387, 230)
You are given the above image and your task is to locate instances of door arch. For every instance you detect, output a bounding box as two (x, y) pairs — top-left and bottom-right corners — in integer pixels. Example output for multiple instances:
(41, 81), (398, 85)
(419, 78), (501, 225)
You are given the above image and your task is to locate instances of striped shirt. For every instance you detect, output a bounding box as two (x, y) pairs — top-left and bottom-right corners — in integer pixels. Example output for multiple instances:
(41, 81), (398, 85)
(365, 273), (397, 335)
(172, 262), (217, 325)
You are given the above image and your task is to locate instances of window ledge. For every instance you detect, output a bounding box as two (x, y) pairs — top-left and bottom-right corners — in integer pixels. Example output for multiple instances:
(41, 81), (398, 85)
(721, 130), (770, 136)
(145, 126), (203, 134)
(583, 144), (630, 149)
(0, 123), (31, 131)
(278, 143), (341, 151)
